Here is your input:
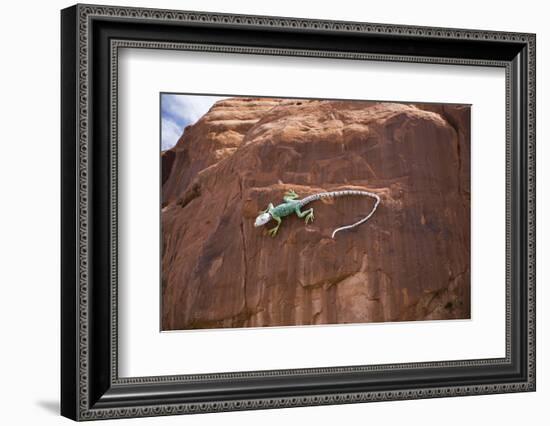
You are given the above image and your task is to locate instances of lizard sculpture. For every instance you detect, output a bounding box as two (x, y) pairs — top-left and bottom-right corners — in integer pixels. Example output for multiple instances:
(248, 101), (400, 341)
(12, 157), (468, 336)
(254, 188), (380, 238)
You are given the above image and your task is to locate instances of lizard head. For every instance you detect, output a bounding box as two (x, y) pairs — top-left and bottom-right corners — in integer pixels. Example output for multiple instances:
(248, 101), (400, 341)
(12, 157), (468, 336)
(254, 212), (272, 227)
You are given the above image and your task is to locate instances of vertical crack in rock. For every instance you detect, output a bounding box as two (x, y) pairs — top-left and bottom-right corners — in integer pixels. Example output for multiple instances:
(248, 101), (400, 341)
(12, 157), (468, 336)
(238, 175), (249, 318)
(436, 108), (464, 197)
(454, 127), (462, 196)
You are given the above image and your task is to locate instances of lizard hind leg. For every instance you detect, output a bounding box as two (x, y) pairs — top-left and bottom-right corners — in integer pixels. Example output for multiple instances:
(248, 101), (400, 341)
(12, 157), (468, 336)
(295, 206), (314, 224)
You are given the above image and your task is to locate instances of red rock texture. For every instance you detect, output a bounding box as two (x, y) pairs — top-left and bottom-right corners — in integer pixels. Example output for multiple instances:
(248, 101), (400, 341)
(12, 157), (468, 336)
(161, 98), (470, 330)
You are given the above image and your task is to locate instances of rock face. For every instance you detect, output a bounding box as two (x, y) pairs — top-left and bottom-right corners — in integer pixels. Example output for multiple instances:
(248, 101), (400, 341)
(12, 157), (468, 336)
(161, 98), (470, 330)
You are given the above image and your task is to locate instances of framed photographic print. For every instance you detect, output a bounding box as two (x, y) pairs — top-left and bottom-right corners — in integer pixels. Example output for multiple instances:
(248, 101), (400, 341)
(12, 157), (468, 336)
(61, 4), (536, 421)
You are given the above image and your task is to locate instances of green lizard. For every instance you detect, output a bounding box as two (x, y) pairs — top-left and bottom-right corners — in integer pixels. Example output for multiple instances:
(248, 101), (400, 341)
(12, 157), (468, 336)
(254, 188), (380, 238)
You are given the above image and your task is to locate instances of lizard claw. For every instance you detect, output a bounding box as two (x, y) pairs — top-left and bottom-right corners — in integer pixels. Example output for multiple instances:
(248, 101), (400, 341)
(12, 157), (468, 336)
(267, 227), (279, 237)
(305, 211), (315, 224)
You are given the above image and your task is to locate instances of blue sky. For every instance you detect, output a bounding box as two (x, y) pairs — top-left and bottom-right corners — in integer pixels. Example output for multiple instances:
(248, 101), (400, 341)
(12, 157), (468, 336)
(161, 94), (228, 151)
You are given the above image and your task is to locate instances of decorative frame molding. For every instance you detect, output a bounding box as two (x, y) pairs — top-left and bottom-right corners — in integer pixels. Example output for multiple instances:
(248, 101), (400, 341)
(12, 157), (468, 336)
(61, 3), (535, 421)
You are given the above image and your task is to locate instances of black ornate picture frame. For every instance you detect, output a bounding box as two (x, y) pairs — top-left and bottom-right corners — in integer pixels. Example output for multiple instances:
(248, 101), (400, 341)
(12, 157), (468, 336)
(61, 4), (536, 421)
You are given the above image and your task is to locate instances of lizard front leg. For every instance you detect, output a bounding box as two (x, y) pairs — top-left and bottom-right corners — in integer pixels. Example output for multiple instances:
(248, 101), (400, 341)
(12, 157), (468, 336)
(295, 206), (314, 224)
(267, 214), (282, 237)
(259, 203), (274, 215)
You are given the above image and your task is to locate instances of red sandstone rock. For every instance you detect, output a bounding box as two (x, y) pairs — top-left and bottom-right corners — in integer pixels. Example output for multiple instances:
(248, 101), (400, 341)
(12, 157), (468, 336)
(161, 98), (471, 330)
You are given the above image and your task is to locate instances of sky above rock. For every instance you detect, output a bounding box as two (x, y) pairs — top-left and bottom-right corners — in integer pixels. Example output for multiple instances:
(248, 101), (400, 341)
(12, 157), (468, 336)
(161, 93), (229, 151)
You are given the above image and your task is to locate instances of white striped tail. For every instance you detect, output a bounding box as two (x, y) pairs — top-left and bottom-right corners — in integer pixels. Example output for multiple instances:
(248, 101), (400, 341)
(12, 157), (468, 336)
(298, 189), (380, 238)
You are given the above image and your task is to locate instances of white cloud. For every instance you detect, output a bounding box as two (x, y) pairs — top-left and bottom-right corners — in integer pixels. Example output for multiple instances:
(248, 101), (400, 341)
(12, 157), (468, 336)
(160, 94), (229, 151)
(161, 119), (183, 151)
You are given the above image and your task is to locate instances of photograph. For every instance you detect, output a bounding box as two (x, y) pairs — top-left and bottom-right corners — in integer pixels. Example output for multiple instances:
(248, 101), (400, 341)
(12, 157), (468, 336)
(56, 2), (536, 421)
(160, 94), (471, 331)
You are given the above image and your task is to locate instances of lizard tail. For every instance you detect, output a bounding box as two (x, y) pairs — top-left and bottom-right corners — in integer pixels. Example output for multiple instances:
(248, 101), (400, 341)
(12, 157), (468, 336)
(331, 191), (380, 238)
(299, 189), (380, 238)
